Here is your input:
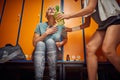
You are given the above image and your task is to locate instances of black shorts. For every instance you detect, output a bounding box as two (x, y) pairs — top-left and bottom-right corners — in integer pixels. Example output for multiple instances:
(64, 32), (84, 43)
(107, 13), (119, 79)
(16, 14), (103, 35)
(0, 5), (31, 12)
(97, 14), (120, 31)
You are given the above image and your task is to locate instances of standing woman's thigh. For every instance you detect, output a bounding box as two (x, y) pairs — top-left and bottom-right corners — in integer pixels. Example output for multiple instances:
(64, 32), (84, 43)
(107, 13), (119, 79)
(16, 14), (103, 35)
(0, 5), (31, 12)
(102, 24), (120, 52)
(86, 30), (105, 56)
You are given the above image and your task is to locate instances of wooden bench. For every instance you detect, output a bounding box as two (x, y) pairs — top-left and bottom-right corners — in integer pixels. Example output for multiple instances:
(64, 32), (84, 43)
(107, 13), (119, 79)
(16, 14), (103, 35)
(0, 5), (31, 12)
(0, 60), (120, 80)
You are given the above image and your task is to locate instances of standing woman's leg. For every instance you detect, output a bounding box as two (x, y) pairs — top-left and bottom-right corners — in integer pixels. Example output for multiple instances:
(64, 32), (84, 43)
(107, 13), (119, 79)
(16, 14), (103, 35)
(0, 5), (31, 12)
(86, 31), (105, 80)
(102, 24), (120, 72)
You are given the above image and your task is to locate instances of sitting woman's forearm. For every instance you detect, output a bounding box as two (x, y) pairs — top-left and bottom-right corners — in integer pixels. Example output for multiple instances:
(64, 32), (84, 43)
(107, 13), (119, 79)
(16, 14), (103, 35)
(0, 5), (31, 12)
(33, 33), (48, 47)
(61, 39), (67, 46)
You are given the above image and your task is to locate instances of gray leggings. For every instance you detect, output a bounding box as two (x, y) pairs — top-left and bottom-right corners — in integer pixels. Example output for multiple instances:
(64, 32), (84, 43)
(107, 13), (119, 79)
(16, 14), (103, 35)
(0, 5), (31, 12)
(34, 39), (57, 80)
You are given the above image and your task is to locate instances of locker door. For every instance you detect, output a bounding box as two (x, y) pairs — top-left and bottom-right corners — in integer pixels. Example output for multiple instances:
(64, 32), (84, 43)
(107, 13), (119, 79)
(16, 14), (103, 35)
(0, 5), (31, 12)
(0, 0), (22, 47)
(64, 0), (84, 61)
(19, 0), (42, 60)
(0, 0), (6, 27)
(0, 0), (5, 23)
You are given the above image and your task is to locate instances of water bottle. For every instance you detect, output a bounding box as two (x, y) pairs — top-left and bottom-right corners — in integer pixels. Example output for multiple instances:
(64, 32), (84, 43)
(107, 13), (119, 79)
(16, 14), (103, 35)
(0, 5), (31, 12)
(66, 54), (70, 61)
(54, 5), (65, 26)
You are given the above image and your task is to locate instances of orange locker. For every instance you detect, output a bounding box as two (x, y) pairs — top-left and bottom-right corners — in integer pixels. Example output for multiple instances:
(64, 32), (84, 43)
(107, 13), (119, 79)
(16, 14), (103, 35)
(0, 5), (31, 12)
(63, 0), (84, 61)
(0, 0), (120, 61)
(0, 0), (22, 47)
(19, 0), (42, 60)
(0, 0), (5, 22)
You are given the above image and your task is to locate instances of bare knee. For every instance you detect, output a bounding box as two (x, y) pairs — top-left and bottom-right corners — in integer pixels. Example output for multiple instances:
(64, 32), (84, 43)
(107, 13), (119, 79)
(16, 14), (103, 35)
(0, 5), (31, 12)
(102, 44), (114, 58)
(86, 43), (97, 57)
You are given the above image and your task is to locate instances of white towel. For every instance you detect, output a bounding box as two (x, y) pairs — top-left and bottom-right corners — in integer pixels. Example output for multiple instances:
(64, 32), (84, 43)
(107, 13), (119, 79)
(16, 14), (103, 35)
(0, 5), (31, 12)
(98, 0), (120, 21)
(83, 0), (120, 21)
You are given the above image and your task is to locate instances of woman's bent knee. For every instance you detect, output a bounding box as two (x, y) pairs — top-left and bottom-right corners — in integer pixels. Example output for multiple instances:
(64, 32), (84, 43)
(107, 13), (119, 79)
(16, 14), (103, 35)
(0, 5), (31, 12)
(46, 39), (56, 50)
(35, 41), (45, 53)
(36, 41), (45, 47)
(46, 39), (55, 45)
(102, 45), (114, 57)
(86, 44), (97, 57)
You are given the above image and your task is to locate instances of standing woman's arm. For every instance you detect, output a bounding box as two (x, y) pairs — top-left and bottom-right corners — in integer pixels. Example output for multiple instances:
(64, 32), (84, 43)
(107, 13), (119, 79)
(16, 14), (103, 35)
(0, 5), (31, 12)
(57, 0), (98, 19)
(69, 0), (98, 18)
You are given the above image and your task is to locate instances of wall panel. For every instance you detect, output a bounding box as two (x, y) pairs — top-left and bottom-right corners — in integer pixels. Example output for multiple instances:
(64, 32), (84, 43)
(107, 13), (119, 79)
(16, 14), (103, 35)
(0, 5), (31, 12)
(63, 0), (84, 61)
(0, 0), (4, 18)
(0, 0), (22, 47)
(19, 0), (42, 60)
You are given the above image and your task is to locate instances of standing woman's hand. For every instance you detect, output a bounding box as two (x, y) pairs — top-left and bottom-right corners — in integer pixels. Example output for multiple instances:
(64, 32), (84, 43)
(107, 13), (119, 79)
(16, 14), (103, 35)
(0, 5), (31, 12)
(64, 27), (72, 32)
(56, 13), (71, 20)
